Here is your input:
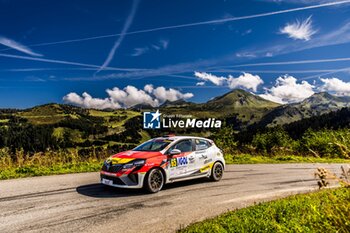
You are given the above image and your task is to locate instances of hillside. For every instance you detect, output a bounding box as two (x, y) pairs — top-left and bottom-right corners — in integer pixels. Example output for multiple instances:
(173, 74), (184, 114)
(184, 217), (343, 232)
(160, 89), (280, 126)
(258, 92), (350, 127)
(1, 90), (350, 154)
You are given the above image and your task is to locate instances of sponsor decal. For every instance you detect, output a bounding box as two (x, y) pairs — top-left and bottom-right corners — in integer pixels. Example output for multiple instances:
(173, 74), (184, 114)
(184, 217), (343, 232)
(188, 157), (195, 164)
(143, 110), (221, 129)
(170, 157), (188, 167)
(204, 158), (213, 164)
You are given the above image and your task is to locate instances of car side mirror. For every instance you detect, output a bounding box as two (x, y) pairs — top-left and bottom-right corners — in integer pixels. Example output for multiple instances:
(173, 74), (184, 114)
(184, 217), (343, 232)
(169, 149), (181, 156)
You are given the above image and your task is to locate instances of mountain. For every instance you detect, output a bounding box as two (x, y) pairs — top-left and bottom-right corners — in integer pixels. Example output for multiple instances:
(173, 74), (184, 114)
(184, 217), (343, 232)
(2, 90), (348, 130)
(160, 89), (280, 127)
(160, 99), (193, 108)
(203, 89), (279, 113)
(259, 92), (350, 127)
(130, 103), (154, 110)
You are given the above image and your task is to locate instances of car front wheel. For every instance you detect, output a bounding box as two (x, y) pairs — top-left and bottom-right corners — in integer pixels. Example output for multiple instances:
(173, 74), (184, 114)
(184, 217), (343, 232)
(210, 162), (224, 181)
(144, 168), (164, 193)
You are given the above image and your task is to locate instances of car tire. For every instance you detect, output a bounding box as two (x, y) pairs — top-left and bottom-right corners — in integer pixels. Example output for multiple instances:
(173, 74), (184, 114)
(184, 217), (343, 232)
(210, 162), (224, 181)
(144, 168), (164, 193)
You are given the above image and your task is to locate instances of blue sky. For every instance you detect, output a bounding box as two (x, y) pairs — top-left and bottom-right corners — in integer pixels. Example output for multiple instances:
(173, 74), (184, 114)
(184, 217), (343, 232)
(1, 0), (350, 108)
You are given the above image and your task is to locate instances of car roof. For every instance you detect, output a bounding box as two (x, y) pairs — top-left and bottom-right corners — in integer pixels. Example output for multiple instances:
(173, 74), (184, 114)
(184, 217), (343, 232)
(153, 136), (211, 141)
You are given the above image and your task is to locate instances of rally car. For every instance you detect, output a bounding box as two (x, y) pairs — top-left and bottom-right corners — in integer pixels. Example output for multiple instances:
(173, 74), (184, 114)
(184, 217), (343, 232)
(100, 136), (225, 193)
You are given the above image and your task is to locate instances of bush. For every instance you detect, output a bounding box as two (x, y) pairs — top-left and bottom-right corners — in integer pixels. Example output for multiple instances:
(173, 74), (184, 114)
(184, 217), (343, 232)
(252, 127), (294, 154)
(300, 129), (350, 158)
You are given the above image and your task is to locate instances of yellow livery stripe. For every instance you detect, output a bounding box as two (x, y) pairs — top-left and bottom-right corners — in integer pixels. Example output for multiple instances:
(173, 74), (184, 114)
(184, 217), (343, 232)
(200, 162), (214, 173)
(110, 158), (134, 165)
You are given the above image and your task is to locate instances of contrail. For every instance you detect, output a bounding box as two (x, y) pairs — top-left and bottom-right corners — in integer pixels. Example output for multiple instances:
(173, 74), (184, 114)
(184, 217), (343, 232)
(0, 36), (42, 56)
(207, 69), (341, 74)
(226, 57), (350, 68)
(301, 66), (350, 80)
(97, 0), (140, 73)
(0, 53), (147, 71)
(0, 0), (349, 51)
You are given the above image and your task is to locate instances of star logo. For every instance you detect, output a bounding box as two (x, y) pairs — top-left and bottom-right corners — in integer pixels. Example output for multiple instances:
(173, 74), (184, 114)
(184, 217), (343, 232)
(143, 110), (162, 129)
(150, 109), (161, 122)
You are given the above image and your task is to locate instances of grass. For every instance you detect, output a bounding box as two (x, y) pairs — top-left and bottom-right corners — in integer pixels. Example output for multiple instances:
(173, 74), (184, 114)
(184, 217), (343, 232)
(225, 153), (350, 164)
(179, 188), (350, 233)
(0, 149), (106, 180)
(0, 161), (102, 179)
(0, 151), (349, 180)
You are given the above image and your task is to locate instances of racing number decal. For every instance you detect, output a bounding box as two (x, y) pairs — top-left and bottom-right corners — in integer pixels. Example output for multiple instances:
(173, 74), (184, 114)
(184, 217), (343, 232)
(170, 158), (177, 167)
(170, 157), (188, 167)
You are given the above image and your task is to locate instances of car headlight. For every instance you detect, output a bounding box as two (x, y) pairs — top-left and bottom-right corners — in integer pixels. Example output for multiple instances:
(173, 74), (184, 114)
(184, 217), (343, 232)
(122, 159), (146, 169)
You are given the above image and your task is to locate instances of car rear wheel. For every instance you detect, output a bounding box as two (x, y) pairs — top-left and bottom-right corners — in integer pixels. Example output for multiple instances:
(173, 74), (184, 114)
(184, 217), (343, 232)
(210, 162), (224, 181)
(144, 168), (164, 193)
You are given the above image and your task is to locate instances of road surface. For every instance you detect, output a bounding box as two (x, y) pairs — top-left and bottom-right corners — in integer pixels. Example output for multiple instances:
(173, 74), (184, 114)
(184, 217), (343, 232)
(0, 164), (347, 233)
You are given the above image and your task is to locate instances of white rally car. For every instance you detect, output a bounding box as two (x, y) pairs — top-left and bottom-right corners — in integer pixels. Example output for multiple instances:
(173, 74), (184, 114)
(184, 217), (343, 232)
(100, 136), (225, 193)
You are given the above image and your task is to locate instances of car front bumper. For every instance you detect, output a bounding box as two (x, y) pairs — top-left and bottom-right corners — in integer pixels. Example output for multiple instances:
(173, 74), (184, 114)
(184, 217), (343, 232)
(100, 171), (146, 189)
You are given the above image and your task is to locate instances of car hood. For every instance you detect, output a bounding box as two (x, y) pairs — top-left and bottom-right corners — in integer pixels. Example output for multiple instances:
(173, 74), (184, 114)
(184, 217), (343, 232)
(109, 150), (163, 162)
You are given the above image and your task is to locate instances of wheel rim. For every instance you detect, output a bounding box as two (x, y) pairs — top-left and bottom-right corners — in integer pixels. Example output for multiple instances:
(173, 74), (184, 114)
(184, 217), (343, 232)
(214, 164), (223, 179)
(150, 170), (163, 191)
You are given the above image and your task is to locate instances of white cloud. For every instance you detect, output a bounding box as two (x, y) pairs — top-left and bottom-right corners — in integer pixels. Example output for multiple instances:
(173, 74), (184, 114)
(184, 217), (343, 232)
(320, 77), (350, 95)
(131, 47), (149, 56)
(241, 29), (252, 36)
(0, 36), (42, 57)
(194, 71), (263, 91)
(144, 84), (154, 93)
(132, 39), (169, 57)
(63, 84), (193, 109)
(63, 92), (121, 109)
(236, 52), (257, 58)
(194, 72), (227, 86)
(152, 86), (193, 102)
(227, 72), (264, 92)
(280, 16), (317, 41)
(159, 39), (169, 49)
(259, 75), (315, 104)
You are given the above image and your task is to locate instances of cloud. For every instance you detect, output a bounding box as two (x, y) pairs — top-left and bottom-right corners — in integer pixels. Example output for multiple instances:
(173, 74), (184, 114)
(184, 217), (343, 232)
(97, 0), (140, 72)
(0, 36), (42, 57)
(194, 71), (264, 91)
(236, 52), (257, 58)
(194, 72), (227, 86)
(280, 16), (317, 41)
(320, 77), (350, 95)
(131, 47), (149, 57)
(241, 29), (252, 36)
(259, 75), (315, 104)
(227, 73), (264, 92)
(159, 39), (169, 49)
(237, 20), (350, 59)
(63, 92), (121, 109)
(148, 85), (194, 102)
(132, 39), (169, 57)
(63, 84), (193, 109)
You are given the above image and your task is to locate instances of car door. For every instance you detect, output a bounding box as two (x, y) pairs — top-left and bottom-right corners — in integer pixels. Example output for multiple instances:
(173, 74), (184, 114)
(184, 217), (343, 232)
(194, 139), (213, 174)
(167, 139), (194, 179)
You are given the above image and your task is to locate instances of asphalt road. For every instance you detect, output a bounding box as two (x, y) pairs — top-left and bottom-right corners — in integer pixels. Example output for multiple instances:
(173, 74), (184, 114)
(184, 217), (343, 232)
(0, 164), (347, 233)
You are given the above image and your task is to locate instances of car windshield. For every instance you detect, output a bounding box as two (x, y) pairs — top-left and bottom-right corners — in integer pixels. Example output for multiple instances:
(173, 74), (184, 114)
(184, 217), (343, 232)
(133, 139), (172, 152)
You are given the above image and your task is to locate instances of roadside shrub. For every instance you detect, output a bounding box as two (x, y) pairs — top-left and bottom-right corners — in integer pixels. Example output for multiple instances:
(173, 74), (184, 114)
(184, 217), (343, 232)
(300, 129), (350, 158)
(252, 127), (294, 154)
